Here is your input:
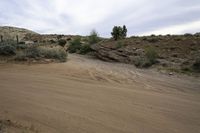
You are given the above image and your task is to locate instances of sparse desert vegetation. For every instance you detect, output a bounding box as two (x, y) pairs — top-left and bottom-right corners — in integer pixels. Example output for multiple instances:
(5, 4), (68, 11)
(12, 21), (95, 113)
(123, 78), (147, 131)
(91, 33), (200, 75)
(0, 39), (67, 63)
(1, 0), (200, 132)
(1, 26), (200, 75)
(0, 26), (200, 133)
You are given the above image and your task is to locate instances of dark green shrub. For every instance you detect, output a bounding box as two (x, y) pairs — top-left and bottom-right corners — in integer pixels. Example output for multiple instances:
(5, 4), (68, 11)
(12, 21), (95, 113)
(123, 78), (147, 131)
(18, 41), (25, 44)
(0, 45), (16, 56)
(41, 48), (67, 62)
(68, 37), (82, 53)
(0, 40), (17, 46)
(194, 32), (200, 37)
(88, 30), (100, 44)
(184, 33), (193, 37)
(50, 40), (56, 44)
(134, 47), (158, 68)
(16, 44), (27, 49)
(79, 44), (93, 54)
(133, 57), (153, 68)
(26, 46), (41, 58)
(116, 41), (123, 49)
(145, 47), (158, 63)
(193, 58), (200, 72)
(58, 39), (66, 47)
(26, 46), (67, 62)
(147, 38), (159, 43)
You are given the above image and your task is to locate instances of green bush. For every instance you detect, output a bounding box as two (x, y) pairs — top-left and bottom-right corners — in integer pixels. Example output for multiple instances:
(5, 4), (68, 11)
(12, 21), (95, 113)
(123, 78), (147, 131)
(184, 33), (193, 37)
(133, 57), (153, 68)
(88, 30), (100, 44)
(145, 47), (158, 64)
(58, 39), (66, 47)
(0, 45), (16, 56)
(134, 47), (158, 68)
(79, 44), (93, 54)
(16, 44), (27, 49)
(147, 38), (159, 43)
(26, 46), (41, 58)
(25, 46), (67, 62)
(68, 37), (82, 53)
(193, 58), (200, 72)
(42, 48), (67, 62)
(116, 41), (123, 49)
(0, 40), (17, 46)
(14, 52), (27, 61)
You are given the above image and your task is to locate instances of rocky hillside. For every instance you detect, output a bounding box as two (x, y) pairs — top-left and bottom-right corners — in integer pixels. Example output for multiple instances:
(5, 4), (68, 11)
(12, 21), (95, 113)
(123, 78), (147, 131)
(91, 34), (200, 74)
(0, 26), (78, 44)
(0, 26), (38, 41)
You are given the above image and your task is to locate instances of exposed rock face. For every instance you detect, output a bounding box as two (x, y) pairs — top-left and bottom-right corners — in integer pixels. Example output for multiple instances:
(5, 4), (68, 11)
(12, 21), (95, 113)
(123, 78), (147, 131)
(0, 26), (76, 43)
(91, 35), (200, 72)
(0, 26), (38, 41)
(91, 41), (145, 64)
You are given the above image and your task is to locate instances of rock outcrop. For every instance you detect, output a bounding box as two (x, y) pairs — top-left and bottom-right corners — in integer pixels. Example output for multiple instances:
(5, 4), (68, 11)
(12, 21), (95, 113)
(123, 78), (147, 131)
(91, 40), (145, 64)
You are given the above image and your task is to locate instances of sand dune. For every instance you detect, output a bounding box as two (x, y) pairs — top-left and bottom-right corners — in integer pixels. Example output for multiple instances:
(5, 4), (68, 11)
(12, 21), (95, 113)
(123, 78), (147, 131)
(0, 54), (200, 133)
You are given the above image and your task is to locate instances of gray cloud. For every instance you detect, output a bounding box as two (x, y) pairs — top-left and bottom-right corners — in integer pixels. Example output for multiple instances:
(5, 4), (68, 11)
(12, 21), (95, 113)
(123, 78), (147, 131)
(0, 0), (200, 37)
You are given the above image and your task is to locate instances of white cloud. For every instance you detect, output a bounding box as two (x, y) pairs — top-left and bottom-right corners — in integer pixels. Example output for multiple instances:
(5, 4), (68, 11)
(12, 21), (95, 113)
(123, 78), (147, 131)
(0, 0), (200, 36)
(142, 20), (200, 35)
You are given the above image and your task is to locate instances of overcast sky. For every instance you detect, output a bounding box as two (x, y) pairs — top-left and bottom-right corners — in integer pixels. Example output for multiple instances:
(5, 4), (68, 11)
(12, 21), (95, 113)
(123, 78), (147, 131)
(1, 0), (200, 37)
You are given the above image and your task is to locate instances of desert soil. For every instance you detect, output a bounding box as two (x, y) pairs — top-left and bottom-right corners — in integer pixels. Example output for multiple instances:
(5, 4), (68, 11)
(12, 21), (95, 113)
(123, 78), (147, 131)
(0, 54), (200, 133)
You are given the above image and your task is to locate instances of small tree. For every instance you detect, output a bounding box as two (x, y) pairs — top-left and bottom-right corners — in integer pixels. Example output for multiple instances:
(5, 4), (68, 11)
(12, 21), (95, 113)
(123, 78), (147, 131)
(111, 26), (121, 40)
(122, 25), (127, 38)
(111, 25), (127, 40)
(88, 30), (100, 44)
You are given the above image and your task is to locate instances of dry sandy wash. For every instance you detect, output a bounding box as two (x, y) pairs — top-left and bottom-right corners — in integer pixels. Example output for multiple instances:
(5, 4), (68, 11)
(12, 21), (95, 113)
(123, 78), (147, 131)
(0, 54), (200, 133)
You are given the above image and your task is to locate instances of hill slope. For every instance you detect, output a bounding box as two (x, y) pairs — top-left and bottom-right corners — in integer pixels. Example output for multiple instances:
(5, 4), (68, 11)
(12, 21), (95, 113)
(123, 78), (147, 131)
(0, 26), (38, 41)
(91, 35), (200, 74)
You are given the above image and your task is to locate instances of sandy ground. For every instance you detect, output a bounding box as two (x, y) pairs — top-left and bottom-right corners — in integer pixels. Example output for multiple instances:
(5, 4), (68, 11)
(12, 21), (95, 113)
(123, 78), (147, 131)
(0, 54), (200, 133)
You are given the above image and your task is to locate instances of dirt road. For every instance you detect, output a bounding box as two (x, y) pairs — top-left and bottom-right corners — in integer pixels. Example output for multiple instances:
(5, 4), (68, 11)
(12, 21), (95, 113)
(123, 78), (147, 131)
(0, 54), (200, 133)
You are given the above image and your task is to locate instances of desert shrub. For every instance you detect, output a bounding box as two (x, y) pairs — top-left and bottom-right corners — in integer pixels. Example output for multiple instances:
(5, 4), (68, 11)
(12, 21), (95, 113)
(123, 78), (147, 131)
(15, 52), (27, 61)
(193, 58), (200, 72)
(0, 45), (16, 56)
(133, 57), (154, 68)
(0, 40), (17, 46)
(68, 37), (82, 53)
(184, 33), (193, 37)
(18, 41), (25, 44)
(50, 40), (56, 44)
(26, 46), (67, 62)
(16, 44), (27, 49)
(134, 47), (158, 68)
(174, 37), (182, 41)
(145, 47), (158, 63)
(58, 39), (66, 47)
(79, 44), (93, 55)
(39, 47), (67, 62)
(116, 41), (123, 49)
(194, 32), (200, 37)
(142, 37), (148, 41)
(26, 46), (41, 58)
(88, 30), (100, 44)
(147, 37), (159, 43)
